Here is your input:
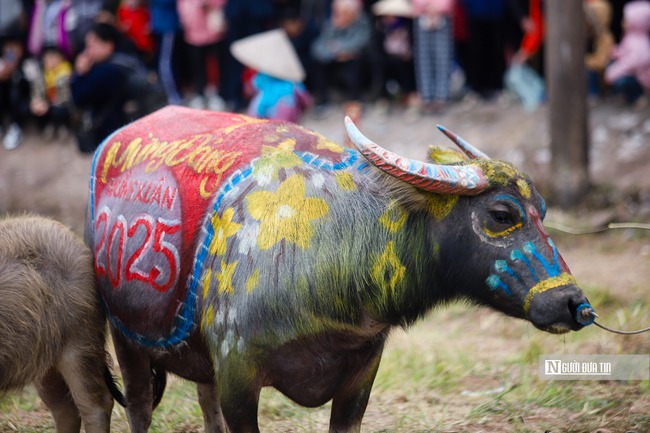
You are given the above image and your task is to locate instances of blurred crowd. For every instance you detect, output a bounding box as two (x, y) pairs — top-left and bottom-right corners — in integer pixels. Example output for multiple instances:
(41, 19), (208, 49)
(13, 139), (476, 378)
(0, 0), (649, 153)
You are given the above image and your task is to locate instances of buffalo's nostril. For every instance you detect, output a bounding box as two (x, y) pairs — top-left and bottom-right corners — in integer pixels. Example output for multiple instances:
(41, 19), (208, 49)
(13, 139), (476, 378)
(574, 303), (596, 326)
(568, 297), (596, 327)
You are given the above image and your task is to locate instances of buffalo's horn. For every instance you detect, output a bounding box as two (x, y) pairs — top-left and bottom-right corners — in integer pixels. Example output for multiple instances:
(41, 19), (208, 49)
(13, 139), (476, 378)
(345, 117), (489, 196)
(436, 125), (490, 160)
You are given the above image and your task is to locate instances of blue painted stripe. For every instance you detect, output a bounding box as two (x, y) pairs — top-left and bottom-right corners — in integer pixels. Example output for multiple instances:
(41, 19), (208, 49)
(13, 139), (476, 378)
(495, 194), (527, 223)
(497, 279), (513, 295)
(511, 249), (539, 283)
(495, 260), (523, 284)
(177, 166), (254, 346)
(486, 274), (512, 295)
(298, 149), (358, 171)
(525, 241), (560, 278)
(547, 238), (562, 275)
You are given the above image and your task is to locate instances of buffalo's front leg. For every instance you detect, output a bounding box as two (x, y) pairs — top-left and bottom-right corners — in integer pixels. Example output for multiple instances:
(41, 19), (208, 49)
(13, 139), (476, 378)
(216, 358), (262, 433)
(328, 340), (385, 433)
(197, 381), (227, 432)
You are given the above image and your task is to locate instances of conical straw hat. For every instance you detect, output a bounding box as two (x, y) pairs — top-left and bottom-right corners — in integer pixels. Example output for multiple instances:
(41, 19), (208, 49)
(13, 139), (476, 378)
(230, 29), (305, 82)
(372, 0), (414, 17)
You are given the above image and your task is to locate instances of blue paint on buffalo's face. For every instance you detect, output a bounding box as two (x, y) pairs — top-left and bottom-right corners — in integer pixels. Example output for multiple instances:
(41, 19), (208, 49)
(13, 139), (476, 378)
(444, 186), (592, 334)
(487, 238), (565, 294)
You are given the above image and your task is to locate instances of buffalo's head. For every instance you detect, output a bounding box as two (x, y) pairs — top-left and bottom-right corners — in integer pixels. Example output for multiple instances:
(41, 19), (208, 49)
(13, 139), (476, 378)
(345, 118), (594, 334)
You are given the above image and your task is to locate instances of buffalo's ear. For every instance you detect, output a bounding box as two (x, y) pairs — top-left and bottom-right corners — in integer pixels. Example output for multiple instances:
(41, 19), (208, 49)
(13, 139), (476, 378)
(428, 146), (467, 164)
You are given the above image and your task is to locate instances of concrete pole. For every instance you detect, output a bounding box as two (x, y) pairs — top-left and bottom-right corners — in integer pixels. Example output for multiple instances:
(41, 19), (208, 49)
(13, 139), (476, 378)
(545, 0), (590, 207)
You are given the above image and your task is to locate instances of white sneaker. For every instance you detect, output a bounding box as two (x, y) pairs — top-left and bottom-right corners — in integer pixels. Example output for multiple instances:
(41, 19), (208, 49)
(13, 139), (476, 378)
(3, 123), (22, 150)
(187, 95), (206, 109)
(207, 94), (225, 111)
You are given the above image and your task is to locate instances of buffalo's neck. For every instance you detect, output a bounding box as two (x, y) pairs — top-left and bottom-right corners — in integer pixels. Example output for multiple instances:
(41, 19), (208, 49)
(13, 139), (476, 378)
(308, 186), (444, 328)
(359, 210), (442, 326)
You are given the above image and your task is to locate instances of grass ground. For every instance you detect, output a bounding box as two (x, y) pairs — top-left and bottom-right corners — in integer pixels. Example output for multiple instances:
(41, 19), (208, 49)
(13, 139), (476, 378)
(1, 228), (648, 433)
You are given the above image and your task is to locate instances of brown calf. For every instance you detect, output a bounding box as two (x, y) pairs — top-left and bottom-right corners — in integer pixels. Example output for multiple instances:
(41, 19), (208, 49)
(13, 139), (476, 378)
(0, 215), (114, 433)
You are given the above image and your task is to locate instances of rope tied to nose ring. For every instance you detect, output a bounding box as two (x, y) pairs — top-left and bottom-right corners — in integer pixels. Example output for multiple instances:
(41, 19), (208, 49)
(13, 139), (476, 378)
(576, 304), (650, 335)
(546, 221), (650, 335)
(593, 321), (650, 335)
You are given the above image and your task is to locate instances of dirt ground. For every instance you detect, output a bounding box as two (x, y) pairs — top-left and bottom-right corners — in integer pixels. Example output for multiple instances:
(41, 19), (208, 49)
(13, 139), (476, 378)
(1, 96), (649, 432)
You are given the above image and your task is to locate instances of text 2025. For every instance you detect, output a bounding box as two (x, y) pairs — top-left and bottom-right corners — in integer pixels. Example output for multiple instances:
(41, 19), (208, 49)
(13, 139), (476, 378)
(95, 207), (181, 293)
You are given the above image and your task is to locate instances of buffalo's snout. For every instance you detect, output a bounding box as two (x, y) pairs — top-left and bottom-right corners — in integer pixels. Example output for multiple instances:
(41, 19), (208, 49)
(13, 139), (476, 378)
(527, 285), (592, 334)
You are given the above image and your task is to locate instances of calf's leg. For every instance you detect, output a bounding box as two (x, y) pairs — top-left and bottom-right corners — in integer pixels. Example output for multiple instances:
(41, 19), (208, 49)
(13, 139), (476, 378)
(56, 347), (113, 433)
(36, 369), (82, 433)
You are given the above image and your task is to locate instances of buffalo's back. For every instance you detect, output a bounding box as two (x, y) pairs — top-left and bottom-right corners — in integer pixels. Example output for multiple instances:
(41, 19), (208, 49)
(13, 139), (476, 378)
(88, 106), (356, 347)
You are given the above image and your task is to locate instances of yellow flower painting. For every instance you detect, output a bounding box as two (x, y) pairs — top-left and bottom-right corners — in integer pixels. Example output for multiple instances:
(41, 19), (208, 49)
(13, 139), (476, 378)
(208, 208), (241, 256)
(217, 260), (238, 295)
(246, 174), (329, 250)
(253, 139), (302, 185)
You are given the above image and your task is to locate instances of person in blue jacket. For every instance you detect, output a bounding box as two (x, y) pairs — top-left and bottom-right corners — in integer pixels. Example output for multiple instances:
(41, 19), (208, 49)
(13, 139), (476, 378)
(150, 0), (182, 104)
(70, 22), (129, 153)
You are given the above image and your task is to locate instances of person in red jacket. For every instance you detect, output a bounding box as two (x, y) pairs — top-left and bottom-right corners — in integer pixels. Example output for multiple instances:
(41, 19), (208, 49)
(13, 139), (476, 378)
(511, 0), (543, 65)
(117, 0), (154, 62)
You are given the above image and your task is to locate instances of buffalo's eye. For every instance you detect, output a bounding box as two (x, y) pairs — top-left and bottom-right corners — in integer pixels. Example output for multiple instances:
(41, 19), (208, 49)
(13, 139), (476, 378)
(491, 210), (514, 225)
(482, 202), (522, 238)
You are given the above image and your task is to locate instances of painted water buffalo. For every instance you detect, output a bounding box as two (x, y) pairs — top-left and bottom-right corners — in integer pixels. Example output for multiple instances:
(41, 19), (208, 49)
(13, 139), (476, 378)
(85, 106), (594, 432)
(0, 215), (114, 433)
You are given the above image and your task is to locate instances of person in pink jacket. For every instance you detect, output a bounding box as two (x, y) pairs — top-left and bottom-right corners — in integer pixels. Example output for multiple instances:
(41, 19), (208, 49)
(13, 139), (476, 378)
(28, 0), (74, 59)
(604, 0), (650, 105)
(177, 0), (227, 110)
